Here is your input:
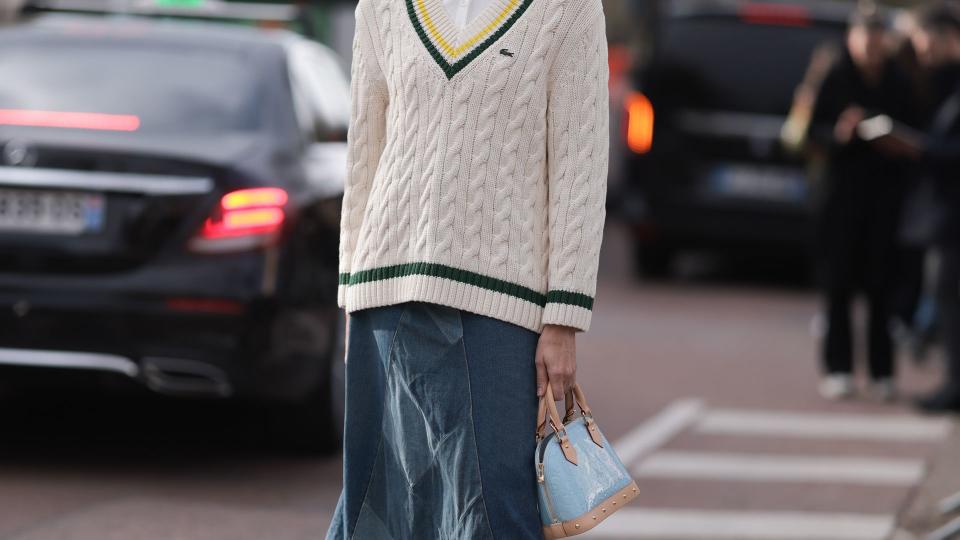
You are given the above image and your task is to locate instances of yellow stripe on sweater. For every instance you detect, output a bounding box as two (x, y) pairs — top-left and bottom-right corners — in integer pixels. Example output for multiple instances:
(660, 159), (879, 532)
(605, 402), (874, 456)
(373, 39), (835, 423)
(416, 0), (520, 58)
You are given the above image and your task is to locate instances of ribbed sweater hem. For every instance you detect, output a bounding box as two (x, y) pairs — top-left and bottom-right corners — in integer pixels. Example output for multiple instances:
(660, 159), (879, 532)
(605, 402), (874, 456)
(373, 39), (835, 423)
(339, 274), (592, 333)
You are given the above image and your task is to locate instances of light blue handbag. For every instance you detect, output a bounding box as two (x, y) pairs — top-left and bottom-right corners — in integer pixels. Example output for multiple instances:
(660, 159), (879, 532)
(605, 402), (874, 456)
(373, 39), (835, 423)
(536, 383), (639, 539)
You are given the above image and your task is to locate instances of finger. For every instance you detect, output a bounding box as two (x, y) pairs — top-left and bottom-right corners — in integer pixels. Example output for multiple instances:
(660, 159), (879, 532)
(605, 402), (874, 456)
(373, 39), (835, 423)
(550, 368), (565, 401)
(564, 347), (577, 394)
(561, 368), (574, 397)
(535, 351), (547, 398)
(566, 365), (577, 394)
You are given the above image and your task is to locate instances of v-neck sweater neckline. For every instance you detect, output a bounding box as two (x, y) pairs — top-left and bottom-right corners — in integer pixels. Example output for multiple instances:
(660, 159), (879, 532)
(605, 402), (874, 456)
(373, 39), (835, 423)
(405, 0), (535, 79)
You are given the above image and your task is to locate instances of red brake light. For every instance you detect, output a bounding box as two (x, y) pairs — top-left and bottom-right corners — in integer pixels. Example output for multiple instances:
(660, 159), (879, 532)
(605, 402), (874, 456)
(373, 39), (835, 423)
(221, 187), (288, 210)
(203, 207), (285, 238)
(190, 187), (288, 253)
(0, 109), (141, 131)
(740, 3), (811, 27)
(625, 92), (655, 154)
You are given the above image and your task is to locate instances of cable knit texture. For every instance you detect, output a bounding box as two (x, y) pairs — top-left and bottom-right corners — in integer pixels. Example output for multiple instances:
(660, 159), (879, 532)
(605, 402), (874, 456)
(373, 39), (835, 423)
(339, 0), (609, 333)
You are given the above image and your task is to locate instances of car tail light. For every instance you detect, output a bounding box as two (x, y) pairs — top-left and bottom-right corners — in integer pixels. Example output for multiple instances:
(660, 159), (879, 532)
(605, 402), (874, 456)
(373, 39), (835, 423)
(625, 92), (654, 154)
(740, 3), (810, 27)
(189, 187), (288, 253)
(0, 109), (141, 131)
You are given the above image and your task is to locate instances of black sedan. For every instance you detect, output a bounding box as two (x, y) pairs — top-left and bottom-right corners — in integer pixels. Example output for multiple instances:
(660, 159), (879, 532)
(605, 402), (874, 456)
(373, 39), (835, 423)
(0, 12), (349, 451)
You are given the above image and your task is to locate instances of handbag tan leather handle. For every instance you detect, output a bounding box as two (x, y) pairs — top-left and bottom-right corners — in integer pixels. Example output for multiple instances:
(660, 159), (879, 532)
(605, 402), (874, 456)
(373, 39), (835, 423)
(539, 383), (593, 434)
(564, 384), (604, 448)
(536, 382), (578, 465)
(563, 384), (593, 423)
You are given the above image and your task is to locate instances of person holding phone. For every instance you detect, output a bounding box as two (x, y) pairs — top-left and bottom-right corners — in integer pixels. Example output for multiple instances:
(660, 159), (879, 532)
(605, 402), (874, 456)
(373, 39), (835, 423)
(806, 6), (917, 401)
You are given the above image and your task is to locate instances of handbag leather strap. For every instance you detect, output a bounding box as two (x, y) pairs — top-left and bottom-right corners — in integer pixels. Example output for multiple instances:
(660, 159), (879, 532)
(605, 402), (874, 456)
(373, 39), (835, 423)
(537, 382), (579, 465)
(564, 384), (604, 448)
(563, 384), (593, 422)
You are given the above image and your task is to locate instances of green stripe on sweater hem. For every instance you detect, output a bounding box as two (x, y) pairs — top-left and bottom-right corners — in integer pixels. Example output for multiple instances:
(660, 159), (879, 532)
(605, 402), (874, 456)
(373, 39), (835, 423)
(404, 0), (535, 79)
(338, 263), (593, 310)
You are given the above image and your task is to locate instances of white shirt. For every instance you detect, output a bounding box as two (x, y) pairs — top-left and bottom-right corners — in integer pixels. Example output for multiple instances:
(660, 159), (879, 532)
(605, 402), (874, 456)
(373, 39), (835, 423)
(442, 0), (494, 30)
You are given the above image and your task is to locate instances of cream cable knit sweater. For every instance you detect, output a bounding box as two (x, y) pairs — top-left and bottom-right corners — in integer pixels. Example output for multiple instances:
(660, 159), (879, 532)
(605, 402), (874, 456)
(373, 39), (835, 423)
(338, 0), (609, 333)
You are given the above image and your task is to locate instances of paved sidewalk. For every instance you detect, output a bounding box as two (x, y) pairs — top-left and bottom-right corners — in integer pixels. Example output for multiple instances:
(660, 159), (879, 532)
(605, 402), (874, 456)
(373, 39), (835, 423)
(896, 417), (960, 539)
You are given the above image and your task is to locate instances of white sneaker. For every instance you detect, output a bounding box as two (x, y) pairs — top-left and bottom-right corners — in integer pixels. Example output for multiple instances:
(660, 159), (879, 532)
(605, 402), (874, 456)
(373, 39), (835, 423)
(869, 379), (897, 403)
(819, 374), (855, 401)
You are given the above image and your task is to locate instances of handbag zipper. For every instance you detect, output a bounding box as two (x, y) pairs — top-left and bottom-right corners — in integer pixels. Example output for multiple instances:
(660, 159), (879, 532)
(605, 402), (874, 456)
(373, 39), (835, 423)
(538, 417), (585, 525)
(538, 457), (561, 524)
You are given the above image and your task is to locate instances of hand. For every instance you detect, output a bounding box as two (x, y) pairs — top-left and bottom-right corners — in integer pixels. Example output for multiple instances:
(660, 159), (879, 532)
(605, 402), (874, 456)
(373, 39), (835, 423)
(536, 324), (577, 401)
(834, 105), (865, 145)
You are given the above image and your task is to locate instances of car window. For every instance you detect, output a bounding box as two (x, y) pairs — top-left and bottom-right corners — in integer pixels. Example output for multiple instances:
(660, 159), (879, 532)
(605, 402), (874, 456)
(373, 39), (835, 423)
(0, 42), (266, 133)
(650, 18), (845, 115)
(287, 41), (350, 142)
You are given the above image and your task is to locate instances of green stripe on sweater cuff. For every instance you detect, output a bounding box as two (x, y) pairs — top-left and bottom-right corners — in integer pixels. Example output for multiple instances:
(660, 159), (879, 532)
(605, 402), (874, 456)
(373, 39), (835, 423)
(338, 263), (593, 310)
(546, 290), (594, 310)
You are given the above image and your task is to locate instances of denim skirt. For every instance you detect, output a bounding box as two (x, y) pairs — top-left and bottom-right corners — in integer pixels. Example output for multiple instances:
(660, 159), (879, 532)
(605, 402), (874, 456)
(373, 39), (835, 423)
(325, 302), (543, 540)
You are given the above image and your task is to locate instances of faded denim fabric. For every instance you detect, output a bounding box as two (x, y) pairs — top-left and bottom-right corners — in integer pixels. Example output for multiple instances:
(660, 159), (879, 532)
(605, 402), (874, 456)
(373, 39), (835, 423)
(326, 302), (542, 540)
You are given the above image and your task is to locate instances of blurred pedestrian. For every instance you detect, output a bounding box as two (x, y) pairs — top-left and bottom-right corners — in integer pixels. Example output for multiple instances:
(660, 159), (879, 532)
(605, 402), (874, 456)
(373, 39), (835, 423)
(327, 0), (609, 538)
(903, 2), (960, 413)
(889, 14), (940, 363)
(805, 7), (916, 401)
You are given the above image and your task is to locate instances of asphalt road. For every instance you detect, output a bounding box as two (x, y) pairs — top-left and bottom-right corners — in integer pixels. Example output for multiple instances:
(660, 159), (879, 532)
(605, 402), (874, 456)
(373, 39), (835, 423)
(0, 220), (952, 540)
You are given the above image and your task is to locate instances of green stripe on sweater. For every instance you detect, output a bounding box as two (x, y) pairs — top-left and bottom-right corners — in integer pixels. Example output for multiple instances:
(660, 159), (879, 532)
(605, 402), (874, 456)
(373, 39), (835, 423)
(339, 262), (593, 310)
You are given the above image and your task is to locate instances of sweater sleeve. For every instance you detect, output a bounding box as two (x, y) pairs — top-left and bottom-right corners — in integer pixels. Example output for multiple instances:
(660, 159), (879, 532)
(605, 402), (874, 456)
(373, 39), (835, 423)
(542, 1), (609, 332)
(338, 1), (389, 308)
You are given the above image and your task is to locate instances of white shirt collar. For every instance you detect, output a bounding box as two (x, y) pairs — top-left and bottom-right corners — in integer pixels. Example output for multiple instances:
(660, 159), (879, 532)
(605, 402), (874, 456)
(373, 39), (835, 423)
(441, 0), (494, 30)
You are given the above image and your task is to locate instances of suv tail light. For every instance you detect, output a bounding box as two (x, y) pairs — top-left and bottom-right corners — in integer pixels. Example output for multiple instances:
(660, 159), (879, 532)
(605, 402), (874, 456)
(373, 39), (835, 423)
(625, 91), (654, 154)
(740, 3), (810, 27)
(189, 187), (288, 253)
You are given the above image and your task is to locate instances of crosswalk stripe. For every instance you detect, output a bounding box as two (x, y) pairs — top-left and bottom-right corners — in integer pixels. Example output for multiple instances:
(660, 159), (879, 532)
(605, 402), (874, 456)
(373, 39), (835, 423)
(634, 450), (926, 486)
(580, 508), (894, 539)
(613, 399), (704, 465)
(927, 516), (960, 540)
(697, 409), (952, 442)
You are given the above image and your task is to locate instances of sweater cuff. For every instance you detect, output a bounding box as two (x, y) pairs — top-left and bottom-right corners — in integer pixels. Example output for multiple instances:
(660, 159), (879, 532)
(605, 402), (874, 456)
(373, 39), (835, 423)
(337, 285), (348, 309)
(337, 272), (350, 309)
(541, 302), (592, 333)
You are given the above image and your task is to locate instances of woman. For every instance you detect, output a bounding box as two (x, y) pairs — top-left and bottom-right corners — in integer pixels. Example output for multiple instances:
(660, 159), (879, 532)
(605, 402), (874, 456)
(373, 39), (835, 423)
(326, 0), (609, 537)
(806, 8), (916, 402)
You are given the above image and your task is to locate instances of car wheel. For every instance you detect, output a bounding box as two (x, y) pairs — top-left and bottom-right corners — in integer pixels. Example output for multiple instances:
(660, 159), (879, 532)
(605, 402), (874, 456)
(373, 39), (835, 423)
(267, 310), (346, 455)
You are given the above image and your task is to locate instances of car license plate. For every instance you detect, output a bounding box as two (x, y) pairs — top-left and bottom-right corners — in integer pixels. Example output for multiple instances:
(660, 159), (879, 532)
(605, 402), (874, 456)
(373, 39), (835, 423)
(709, 165), (807, 203)
(0, 188), (105, 235)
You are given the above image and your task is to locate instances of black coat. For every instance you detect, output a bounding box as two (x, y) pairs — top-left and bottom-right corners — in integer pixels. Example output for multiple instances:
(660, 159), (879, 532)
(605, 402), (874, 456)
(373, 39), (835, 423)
(807, 52), (917, 287)
(922, 64), (960, 249)
(808, 52), (916, 203)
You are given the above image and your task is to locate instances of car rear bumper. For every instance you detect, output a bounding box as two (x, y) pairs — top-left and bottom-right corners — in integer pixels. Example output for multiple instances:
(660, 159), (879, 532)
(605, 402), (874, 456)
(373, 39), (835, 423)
(0, 346), (232, 397)
(0, 253), (337, 401)
(624, 160), (815, 254)
(641, 201), (814, 253)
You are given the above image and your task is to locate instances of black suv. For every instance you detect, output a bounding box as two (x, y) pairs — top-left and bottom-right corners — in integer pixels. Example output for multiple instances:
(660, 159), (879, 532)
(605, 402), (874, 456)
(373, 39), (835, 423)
(619, 0), (848, 276)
